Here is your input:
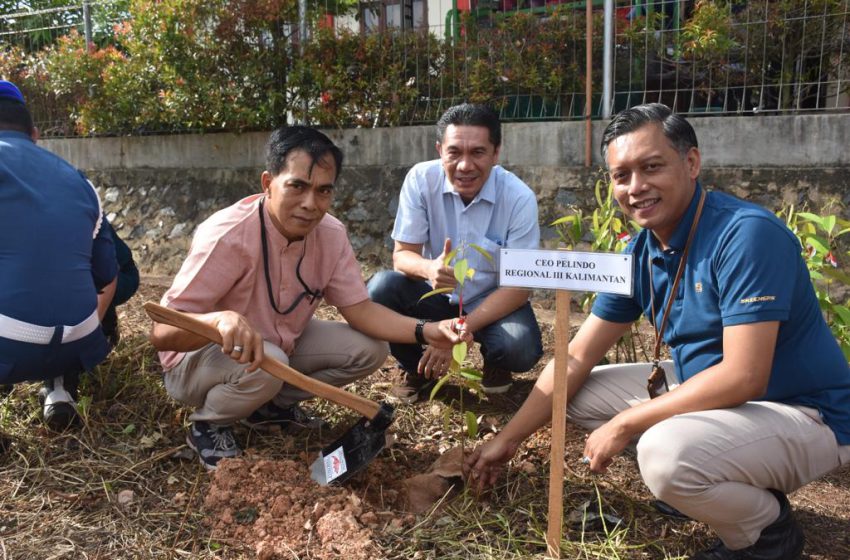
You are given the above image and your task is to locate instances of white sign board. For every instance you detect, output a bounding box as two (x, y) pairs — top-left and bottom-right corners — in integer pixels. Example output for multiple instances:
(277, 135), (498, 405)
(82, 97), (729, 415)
(499, 249), (633, 296)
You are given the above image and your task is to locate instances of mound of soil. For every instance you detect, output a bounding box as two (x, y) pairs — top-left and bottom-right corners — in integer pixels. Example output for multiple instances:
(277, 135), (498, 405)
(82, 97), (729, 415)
(205, 456), (377, 559)
(203, 448), (444, 559)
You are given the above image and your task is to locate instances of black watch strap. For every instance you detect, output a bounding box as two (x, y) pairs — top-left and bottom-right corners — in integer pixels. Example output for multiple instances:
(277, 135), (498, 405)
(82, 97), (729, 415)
(414, 318), (428, 345)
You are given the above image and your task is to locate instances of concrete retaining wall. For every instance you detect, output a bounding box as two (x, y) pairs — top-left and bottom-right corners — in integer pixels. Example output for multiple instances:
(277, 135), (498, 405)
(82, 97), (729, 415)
(40, 114), (850, 276)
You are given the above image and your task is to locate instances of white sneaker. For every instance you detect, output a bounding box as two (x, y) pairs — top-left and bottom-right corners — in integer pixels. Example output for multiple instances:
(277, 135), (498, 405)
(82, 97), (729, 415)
(39, 376), (81, 431)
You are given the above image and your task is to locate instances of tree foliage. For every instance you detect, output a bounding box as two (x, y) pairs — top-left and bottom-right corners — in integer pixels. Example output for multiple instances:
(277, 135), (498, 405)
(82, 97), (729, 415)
(1, 0), (848, 135)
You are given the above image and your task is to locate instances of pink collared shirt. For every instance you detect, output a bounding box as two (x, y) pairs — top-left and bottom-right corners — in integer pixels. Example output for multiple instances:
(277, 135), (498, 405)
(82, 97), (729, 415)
(158, 194), (369, 370)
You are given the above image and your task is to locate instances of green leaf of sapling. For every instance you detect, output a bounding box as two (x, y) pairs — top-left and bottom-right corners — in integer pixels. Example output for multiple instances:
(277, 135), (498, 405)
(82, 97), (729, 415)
(430, 373), (453, 401)
(418, 287), (454, 301)
(465, 411), (479, 438)
(454, 259), (469, 285)
(459, 367), (483, 381)
(452, 341), (468, 364)
(443, 247), (459, 267)
(469, 243), (495, 263)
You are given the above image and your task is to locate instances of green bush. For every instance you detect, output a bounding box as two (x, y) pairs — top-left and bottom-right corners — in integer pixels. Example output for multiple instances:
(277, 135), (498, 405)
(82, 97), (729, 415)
(32, 0), (299, 135)
(778, 206), (850, 359)
(3, 0), (847, 134)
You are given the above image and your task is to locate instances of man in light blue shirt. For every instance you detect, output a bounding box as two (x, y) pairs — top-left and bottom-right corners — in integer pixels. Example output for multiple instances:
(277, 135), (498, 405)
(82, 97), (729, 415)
(368, 103), (543, 403)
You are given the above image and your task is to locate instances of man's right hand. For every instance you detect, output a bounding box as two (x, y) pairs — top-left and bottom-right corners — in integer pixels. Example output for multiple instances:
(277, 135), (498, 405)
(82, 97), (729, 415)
(427, 238), (458, 290)
(213, 311), (264, 372)
(463, 435), (520, 493)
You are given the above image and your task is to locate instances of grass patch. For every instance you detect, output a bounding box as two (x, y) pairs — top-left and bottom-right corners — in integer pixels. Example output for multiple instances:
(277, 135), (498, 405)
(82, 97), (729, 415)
(1, 284), (848, 558)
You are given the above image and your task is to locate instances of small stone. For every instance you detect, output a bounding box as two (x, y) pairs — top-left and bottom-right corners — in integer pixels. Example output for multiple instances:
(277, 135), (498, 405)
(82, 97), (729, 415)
(117, 489), (134, 506)
(104, 188), (121, 203)
(168, 223), (189, 239)
(346, 206), (370, 221)
(172, 492), (188, 507)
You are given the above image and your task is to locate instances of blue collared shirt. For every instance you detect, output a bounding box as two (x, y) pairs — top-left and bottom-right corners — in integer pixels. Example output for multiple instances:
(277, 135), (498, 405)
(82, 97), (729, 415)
(392, 159), (540, 307)
(593, 183), (850, 444)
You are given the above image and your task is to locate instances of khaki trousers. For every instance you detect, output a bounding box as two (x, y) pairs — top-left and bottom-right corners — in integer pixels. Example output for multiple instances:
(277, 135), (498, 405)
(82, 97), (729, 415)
(568, 361), (850, 550)
(164, 319), (388, 425)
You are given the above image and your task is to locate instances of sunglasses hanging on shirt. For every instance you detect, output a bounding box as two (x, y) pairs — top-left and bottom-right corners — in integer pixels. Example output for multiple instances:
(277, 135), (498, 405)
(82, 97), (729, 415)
(259, 197), (323, 315)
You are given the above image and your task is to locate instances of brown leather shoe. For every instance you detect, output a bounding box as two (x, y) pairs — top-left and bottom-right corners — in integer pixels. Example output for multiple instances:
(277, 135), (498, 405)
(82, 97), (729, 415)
(388, 371), (436, 404)
(690, 490), (804, 559)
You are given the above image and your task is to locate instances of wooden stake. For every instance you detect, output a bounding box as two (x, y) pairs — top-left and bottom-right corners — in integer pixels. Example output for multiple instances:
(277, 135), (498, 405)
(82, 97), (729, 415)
(546, 289), (571, 558)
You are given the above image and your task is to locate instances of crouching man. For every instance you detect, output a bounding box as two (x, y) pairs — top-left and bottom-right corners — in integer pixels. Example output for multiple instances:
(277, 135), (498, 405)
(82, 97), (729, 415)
(464, 104), (850, 559)
(150, 126), (467, 470)
(0, 80), (117, 433)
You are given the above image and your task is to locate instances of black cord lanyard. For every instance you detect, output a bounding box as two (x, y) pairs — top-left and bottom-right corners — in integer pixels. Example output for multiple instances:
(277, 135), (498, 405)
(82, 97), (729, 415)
(259, 198), (323, 315)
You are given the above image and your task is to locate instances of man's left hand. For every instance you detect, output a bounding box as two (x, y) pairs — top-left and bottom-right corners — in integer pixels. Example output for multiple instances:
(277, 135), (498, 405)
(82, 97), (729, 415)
(582, 417), (632, 474)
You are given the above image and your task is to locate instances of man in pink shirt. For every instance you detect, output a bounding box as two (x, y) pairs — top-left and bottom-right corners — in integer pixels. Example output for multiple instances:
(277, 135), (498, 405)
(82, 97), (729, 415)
(150, 126), (467, 471)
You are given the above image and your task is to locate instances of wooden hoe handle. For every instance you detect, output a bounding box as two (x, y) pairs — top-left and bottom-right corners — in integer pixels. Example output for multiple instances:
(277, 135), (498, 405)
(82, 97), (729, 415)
(143, 302), (382, 420)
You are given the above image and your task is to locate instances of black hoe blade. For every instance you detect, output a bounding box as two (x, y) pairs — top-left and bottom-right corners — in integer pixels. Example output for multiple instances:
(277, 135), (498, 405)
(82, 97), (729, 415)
(310, 403), (394, 485)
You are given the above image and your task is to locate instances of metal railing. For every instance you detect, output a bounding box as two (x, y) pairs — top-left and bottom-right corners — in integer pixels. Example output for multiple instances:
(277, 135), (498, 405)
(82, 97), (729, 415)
(1, 0), (848, 136)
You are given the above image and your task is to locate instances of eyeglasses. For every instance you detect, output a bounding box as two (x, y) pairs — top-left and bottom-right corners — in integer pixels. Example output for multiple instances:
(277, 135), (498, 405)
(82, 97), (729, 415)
(259, 198), (323, 315)
(647, 362), (669, 399)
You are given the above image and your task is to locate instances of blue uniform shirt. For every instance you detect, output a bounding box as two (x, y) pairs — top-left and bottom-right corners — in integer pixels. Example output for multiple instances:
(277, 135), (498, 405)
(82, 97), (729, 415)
(0, 130), (117, 382)
(392, 159), (540, 307)
(593, 183), (850, 444)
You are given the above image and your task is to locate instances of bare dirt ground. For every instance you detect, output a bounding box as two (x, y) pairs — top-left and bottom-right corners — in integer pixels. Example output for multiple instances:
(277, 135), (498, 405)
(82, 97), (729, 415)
(1, 275), (849, 559)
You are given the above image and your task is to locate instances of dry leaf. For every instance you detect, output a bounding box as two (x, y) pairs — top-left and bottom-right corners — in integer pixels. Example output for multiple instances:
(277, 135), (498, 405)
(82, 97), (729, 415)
(117, 489), (134, 506)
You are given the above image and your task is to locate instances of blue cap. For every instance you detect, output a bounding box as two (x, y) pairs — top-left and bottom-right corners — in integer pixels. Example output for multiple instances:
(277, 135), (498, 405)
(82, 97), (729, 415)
(0, 81), (25, 104)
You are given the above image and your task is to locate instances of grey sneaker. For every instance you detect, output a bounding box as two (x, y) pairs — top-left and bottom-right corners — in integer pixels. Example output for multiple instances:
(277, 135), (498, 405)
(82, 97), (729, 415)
(240, 402), (327, 432)
(186, 421), (241, 471)
(39, 376), (81, 431)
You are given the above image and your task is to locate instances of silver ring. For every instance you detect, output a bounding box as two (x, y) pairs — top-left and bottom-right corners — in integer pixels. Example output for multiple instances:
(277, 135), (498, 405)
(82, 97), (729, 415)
(233, 345), (244, 353)
(580, 456), (591, 465)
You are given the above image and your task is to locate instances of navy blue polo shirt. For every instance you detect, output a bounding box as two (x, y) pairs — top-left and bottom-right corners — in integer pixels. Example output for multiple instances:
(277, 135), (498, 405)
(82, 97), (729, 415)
(0, 130), (117, 382)
(593, 183), (850, 444)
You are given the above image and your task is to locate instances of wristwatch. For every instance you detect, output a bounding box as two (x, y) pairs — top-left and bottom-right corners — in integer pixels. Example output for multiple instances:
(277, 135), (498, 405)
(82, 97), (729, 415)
(414, 318), (428, 345)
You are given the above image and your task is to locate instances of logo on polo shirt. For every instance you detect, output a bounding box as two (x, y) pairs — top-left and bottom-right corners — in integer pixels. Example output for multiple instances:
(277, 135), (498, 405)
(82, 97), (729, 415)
(740, 295), (776, 304)
(695, 282), (703, 293)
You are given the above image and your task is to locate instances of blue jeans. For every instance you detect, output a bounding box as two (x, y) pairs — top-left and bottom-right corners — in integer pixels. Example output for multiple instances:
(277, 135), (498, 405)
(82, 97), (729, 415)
(367, 270), (543, 377)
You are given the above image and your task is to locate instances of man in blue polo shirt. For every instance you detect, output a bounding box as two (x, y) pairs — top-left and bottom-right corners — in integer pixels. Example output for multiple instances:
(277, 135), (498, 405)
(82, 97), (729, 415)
(464, 104), (850, 560)
(367, 103), (543, 403)
(0, 80), (117, 433)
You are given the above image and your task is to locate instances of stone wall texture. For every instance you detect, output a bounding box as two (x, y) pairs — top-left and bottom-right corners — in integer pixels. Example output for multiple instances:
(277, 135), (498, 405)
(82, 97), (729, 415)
(42, 115), (850, 276)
